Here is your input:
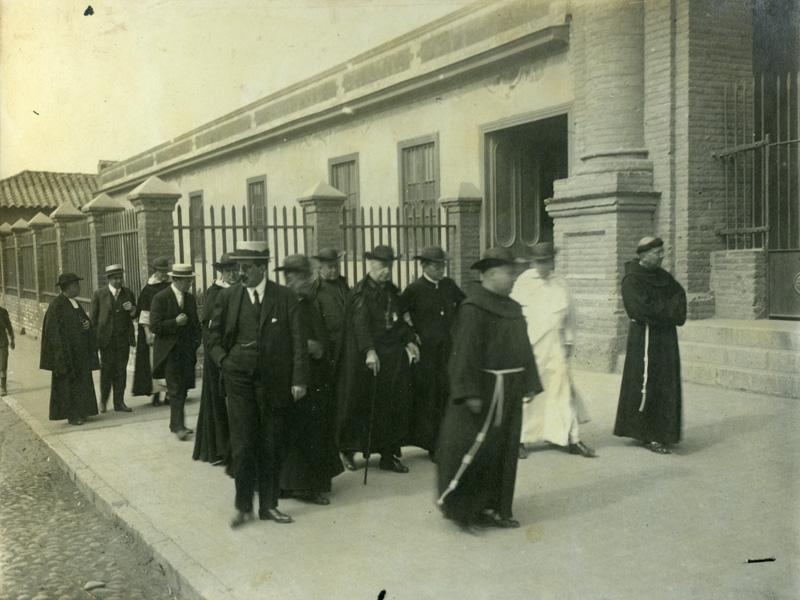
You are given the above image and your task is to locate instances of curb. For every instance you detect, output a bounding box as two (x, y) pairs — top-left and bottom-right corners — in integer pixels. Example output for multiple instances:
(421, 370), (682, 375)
(3, 394), (237, 600)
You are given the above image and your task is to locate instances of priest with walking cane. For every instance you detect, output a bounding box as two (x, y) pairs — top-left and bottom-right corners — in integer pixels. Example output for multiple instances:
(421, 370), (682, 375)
(436, 247), (541, 531)
(613, 236), (686, 454)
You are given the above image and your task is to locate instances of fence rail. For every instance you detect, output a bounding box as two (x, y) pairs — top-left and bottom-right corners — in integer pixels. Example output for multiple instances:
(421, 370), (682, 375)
(40, 228), (59, 299)
(63, 220), (93, 308)
(17, 232), (36, 298)
(2, 237), (17, 293)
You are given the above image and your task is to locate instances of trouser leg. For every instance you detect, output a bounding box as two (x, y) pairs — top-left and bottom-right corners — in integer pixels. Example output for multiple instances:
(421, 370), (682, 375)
(99, 347), (114, 403)
(113, 344), (129, 407)
(257, 385), (286, 511)
(225, 369), (260, 512)
(165, 353), (187, 432)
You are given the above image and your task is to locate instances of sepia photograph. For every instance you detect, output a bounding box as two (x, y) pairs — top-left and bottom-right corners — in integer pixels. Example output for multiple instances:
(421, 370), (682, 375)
(0, 0), (798, 598)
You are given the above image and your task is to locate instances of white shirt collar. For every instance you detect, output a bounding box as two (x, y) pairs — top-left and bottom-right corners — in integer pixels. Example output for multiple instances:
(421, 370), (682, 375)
(422, 273), (439, 288)
(171, 283), (184, 306)
(246, 277), (267, 304)
(148, 274), (165, 285)
(108, 284), (120, 297)
(214, 278), (230, 289)
(67, 297), (80, 309)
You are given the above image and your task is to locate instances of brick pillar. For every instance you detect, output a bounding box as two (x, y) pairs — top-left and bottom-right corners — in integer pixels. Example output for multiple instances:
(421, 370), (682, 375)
(50, 203), (86, 274)
(10, 219), (27, 296)
(297, 182), (346, 257)
(548, 0), (658, 371)
(128, 176), (182, 287)
(28, 212), (54, 302)
(0, 222), (10, 291)
(82, 193), (127, 288)
(439, 183), (483, 289)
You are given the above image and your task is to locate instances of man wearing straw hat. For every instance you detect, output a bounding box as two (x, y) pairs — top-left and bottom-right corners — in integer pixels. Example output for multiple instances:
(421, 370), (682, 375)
(207, 241), (309, 527)
(132, 257), (171, 406)
(400, 245), (465, 456)
(436, 247), (541, 531)
(511, 242), (594, 459)
(614, 236), (686, 454)
(336, 244), (420, 474)
(150, 263), (202, 441)
(90, 264), (137, 413)
(312, 248), (350, 364)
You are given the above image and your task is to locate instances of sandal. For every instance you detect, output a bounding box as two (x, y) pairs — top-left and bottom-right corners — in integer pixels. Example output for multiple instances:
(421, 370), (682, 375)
(645, 441), (671, 454)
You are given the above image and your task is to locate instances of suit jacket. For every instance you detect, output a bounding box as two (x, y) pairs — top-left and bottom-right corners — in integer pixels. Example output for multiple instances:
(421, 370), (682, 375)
(150, 286), (201, 382)
(0, 306), (13, 349)
(90, 286), (136, 349)
(207, 280), (309, 408)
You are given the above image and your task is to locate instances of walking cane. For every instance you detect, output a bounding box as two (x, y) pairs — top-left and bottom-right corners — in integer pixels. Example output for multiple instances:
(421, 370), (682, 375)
(638, 323), (650, 413)
(363, 369), (378, 485)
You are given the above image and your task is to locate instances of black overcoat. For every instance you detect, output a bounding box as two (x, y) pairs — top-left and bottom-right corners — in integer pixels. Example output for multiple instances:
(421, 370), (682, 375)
(132, 281), (171, 396)
(316, 275), (349, 364)
(40, 294), (100, 421)
(436, 286), (541, 524)
(614, 260), (686, 445)
(150, 287), (201, 389)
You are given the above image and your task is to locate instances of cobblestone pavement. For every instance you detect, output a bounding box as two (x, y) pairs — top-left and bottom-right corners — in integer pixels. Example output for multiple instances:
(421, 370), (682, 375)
(0, 401), (177, 600)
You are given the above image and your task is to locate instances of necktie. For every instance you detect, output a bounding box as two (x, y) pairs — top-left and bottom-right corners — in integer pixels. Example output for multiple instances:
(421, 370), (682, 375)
(253, 289), (261, 308)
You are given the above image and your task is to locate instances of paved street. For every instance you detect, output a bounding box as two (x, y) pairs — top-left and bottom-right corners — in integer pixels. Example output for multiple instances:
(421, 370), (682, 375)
(1, 333), (798, 600)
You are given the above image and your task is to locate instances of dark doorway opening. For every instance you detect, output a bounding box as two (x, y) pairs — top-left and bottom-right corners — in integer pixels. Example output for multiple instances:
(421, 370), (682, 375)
(485, 114), (568, 258)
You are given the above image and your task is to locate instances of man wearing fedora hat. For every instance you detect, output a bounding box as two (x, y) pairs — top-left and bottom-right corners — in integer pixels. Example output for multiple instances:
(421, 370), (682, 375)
(400, 245), (465, 456)
(336, 244), (419, 474)
(40, 273), (100, 426)
(133, 257), (172, 405)
(90, 264), (137, 413)
(207, 241), (309, 527)
(150, 264), (202, 441)
(511, 242), (594, 459)
(436, 248), (541, 530)
(276, 254), (343, 505)
(312, 248), (350, 364)
(193, 253), (239, 465)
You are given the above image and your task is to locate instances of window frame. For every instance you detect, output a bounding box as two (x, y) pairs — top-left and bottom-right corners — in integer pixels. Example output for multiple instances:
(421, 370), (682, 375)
(328, 152), (360, 214)
(246, 175), (267, 241)
(397, 132), (440, 213)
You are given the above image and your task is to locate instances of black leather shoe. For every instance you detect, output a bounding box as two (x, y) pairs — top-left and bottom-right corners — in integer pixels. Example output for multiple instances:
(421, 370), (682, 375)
(304, 493), (330, 506)
(99, 401), (108, 414)
(114, 404), (133, 413)
(341, 452), (358, 471)
(568, 441), (596, 458)
(259, 508), (293, 524)
(175, 429), (192, 441)
(479, 510), (520, 529)
(230, 510), (254, 529)
(68, 418), (85, 426)
(379, 456), (409, 473)
(151, 393), (162, 407)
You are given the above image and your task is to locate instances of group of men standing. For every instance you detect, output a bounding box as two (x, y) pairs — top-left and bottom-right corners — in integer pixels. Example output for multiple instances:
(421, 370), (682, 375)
(35, 230), (686, 532)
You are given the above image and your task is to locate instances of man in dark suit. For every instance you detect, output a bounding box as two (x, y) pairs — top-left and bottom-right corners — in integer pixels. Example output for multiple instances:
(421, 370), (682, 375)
(0, 303), (14, 397)
(150, 263), (201, 441)
(207, 241), (309, 528)
(90, 264), (136, 413)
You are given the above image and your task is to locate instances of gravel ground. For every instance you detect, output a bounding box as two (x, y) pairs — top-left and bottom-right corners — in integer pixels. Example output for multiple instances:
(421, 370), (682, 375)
(0, 400), (178, 600)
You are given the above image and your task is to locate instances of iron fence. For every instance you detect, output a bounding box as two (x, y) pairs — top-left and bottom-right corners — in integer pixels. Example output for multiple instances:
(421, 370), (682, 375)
(2, 236), (17, 293)
(39, 227), (59, 300)
(102, 209), (142, 294)
(63, 219), (93, 309)
(17, 232), (36, 298)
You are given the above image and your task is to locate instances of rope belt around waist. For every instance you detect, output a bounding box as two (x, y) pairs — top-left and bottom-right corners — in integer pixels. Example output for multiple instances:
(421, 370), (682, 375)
(437, 366), (524, 507)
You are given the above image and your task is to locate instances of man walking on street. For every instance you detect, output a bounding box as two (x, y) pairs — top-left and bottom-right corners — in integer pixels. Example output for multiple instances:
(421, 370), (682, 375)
(0, 303), (14, 397)
(511, 243), (594, 459)
(150, 264), (201, 441)
(400, 246), (465, 456)
(336, 245), (419, 474)
(132, 257), (171, 406)
(207, 241), (308, 528)
(614, 236), (686, 454)
(90, 264), (136, 413)
(40, 273), (100, 426)
(436, 248), (541, 531)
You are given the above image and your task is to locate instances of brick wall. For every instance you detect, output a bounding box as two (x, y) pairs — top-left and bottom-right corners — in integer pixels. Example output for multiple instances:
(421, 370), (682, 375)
(0, 291), (49, 339)
(710, 249), (767, 319)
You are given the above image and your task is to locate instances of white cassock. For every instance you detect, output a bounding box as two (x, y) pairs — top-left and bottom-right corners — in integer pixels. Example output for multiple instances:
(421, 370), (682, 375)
(511, 268), (589, 446)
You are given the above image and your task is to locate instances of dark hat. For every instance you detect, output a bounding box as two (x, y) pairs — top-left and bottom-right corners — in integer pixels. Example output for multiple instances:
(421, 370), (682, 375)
(152, 257), (170, 272)
(104, 264), (124, 276)
(57, 272), (82, 288)
(213, 252), (237, 271)
(636, 236), (664, 254)
(365, 245), (399, 262)
(470, 247), (528, 272)
(168, 263), (195, 278)
(229, 241), (271, 263)
(312, 248), (345, 262)
(413, 246), (449, 263)
(275, 254), (312, 273)
(527, 242), (557, 262)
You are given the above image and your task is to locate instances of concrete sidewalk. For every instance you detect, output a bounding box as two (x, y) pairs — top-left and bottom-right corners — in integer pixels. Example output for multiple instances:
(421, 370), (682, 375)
(2, 333), (798, 600)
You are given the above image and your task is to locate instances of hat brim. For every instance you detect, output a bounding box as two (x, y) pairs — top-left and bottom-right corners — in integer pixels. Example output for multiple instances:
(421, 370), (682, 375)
(413, 255), (449, 262)
(470, 257), (528, 271)
(105, 270), (124, 276)
(227, 254), (271, 262)
(168, 272), (195, 278)
(213, 261), (238, 270)
(365, 253), (401, 261)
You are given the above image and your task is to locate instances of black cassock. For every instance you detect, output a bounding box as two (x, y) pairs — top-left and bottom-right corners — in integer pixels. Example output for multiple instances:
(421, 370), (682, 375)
(280, 278), (344, 494)
(132, 280), (170, 396)
(436, 286), (540, 524)
(40, 294), (100, 421)
(336, 276), (416, 456)
(193, 283), (230, 463)
(614, 260), (686, 445)
(316, 276), (349, 364)
(400, 276), (465, 451)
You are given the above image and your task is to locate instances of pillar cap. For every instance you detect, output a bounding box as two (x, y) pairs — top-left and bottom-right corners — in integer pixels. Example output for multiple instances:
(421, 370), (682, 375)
(0, 222), (12, 237)
(298, 182), (347, 203)
(82, 193), (127, 214)
(28, 211), (55, 229)
(11, 218), (29, 232)
(439, 182), (483, 206)
(50, 202), (86, 221)
(127, 175), (181, 201)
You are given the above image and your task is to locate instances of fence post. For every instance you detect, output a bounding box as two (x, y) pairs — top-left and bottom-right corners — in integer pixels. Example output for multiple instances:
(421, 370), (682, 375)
(0, 222), (11, 291)
(10, 219), (28, 297)
(28, 212), (54, 303)
(128, 176), (182, 287)
(50, 203), (86, 274)
(297, 182), (346, 256)
(439, 183), (483, 288)
(82, 193), (127, 289)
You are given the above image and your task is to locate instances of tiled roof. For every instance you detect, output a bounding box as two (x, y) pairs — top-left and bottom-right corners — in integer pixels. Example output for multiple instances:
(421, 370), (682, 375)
(0, 170), (98, 209)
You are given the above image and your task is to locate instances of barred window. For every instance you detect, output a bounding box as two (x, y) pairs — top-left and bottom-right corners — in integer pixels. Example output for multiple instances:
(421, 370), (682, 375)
(329, 155), (360, 213)
(247, 176), (267, 241)
(400, 137), (438, 212)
